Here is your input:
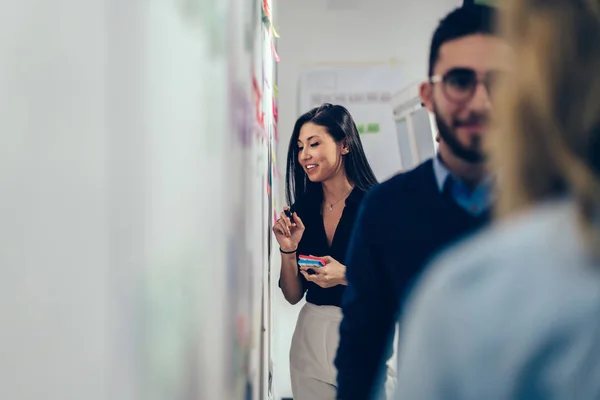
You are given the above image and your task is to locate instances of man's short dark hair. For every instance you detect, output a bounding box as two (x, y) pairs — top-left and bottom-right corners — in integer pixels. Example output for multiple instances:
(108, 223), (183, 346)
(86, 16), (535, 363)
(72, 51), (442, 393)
(428, 5), (497, 77)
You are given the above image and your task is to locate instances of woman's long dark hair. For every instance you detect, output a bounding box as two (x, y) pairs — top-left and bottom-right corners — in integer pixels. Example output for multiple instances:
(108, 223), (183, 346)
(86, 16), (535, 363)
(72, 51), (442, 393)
(285, 103), (378, 207)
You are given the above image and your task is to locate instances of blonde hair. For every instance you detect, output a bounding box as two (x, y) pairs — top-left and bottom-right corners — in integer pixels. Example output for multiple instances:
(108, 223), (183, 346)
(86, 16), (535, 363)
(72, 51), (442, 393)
(491, 0), (600, 252)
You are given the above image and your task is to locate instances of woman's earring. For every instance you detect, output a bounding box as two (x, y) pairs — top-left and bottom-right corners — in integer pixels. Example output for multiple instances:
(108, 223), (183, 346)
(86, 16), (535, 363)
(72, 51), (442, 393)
(341, 140), (350, 155)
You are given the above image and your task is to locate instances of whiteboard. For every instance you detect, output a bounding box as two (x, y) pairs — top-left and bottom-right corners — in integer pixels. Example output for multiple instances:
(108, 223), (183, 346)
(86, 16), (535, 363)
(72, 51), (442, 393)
(0, 1), (276, 400)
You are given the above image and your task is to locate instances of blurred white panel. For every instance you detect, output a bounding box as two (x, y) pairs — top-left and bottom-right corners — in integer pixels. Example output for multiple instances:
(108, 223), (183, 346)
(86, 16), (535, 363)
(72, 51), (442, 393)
(0, 1), (109, 399)
(142, 1), (228, 400)
(412, 107), (436, 162)
(326, 0), (361, 10)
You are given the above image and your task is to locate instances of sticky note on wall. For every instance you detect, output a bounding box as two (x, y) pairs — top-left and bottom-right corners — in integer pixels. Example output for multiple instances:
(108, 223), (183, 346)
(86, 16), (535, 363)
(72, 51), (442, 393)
(357, 123), (380, 134)
(367, 123), (380, 133)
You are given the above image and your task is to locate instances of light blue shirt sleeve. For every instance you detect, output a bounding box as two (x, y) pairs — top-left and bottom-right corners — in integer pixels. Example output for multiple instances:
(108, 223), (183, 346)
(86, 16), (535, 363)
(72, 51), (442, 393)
(395, 200), (600, 400)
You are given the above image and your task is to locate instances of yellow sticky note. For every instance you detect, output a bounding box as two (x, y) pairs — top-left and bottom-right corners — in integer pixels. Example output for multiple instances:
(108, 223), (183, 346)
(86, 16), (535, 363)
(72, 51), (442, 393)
(272, 25), (280, 38)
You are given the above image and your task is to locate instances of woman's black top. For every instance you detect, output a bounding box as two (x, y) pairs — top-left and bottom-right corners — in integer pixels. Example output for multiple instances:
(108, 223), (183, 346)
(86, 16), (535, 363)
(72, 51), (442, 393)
(293, 187), (366, 307)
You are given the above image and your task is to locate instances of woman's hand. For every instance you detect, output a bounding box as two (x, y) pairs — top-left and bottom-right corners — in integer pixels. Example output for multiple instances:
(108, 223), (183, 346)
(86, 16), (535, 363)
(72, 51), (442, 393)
(299, 256), (347, 288)
(273, 207), (305, 253)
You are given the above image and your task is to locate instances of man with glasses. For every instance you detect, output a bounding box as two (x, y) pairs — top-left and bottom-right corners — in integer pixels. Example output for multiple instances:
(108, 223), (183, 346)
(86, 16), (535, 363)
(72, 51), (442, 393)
(335, 5), (512, 400)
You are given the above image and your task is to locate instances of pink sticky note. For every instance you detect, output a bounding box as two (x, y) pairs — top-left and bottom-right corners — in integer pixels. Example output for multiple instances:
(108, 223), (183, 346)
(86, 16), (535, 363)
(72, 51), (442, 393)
(271, 41), (281, 62)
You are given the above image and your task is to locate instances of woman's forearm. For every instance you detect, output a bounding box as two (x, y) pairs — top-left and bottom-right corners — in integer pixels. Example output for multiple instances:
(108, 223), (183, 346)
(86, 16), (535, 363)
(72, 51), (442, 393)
(279, 252), (304, 304)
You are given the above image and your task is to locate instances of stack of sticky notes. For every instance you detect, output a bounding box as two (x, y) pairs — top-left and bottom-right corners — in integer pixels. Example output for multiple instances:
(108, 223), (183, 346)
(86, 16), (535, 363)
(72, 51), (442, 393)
(298, 255), (326, 268)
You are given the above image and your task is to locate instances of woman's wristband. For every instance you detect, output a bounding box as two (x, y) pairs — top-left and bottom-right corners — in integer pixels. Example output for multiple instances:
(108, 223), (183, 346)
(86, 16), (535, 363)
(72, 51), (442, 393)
(280, 247), (297, 255)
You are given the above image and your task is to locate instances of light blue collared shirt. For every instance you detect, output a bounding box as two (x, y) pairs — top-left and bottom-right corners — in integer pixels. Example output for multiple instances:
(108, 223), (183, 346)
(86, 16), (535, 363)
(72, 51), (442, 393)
(432, 155), (493, 216)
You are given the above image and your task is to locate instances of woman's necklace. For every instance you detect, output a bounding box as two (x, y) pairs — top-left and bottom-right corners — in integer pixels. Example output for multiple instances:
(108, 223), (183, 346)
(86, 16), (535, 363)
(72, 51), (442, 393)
(325, 187), (353, 212)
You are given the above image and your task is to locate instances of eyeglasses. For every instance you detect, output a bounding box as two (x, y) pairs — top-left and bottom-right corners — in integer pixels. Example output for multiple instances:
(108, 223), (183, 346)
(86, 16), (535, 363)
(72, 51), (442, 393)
(430, 68), (505, 104)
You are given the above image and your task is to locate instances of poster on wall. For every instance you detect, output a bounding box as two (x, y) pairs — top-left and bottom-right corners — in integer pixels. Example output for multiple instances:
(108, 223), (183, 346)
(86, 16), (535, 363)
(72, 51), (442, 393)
(298, 66), (405, 182)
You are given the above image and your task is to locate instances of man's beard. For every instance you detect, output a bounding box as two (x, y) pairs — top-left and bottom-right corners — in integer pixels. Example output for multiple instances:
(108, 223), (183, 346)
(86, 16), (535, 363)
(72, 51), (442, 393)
(434, 105), (487, 164)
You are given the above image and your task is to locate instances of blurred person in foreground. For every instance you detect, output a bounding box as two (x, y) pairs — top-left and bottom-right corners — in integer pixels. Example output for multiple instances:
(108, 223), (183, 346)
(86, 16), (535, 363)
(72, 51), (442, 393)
(335, 5), (512, 399)
(395, 0), (600, 398)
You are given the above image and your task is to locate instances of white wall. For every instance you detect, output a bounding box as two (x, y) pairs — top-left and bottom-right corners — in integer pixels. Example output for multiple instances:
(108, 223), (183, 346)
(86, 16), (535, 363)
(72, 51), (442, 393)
(272, 1), (460, 398)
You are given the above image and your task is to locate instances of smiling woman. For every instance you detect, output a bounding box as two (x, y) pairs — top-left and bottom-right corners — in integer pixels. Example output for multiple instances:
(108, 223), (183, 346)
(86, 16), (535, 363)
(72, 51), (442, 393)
(271, 103), (396, 399)
(285, 103), (378, 207)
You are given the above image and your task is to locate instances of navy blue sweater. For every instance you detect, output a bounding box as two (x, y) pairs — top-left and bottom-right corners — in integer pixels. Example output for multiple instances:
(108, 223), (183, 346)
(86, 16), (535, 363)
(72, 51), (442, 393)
(335, 159), (490, 400)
